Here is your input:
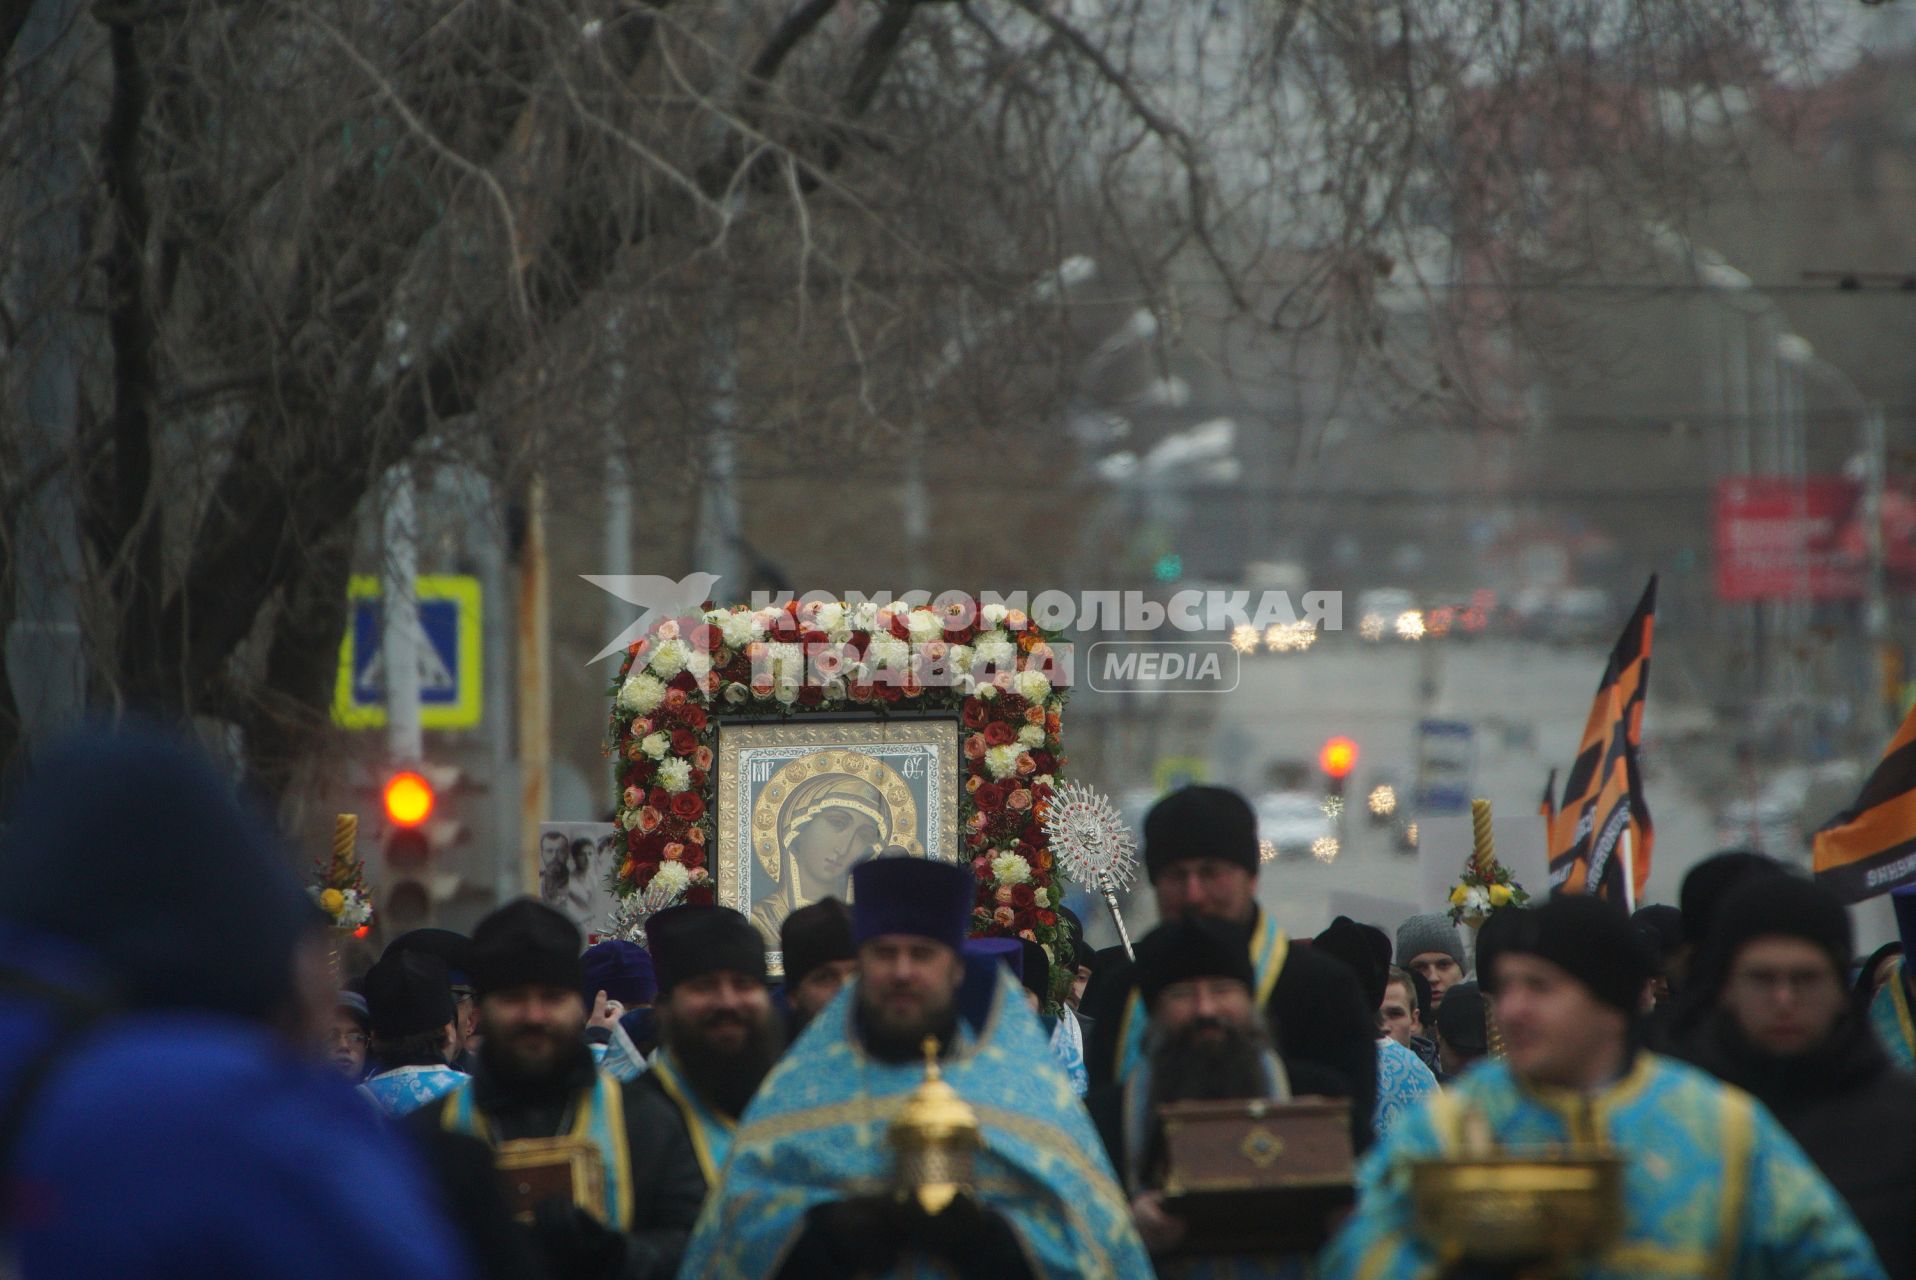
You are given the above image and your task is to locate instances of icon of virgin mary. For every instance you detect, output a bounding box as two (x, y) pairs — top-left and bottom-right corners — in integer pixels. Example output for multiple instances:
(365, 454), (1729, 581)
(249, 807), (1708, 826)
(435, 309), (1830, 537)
(748, 769), (893, 949)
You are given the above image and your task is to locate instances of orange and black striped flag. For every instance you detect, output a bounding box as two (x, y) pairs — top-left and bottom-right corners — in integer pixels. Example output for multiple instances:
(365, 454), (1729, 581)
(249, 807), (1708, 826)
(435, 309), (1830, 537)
(1540, 768), (1558, 826)
(1548, 576), (1656, 904)
(1813, 700), (1916, 903)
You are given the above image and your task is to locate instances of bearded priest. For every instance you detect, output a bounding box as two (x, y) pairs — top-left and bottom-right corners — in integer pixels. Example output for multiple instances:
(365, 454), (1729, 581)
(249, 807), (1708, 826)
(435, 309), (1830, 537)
(679, 854), (1151, 1279)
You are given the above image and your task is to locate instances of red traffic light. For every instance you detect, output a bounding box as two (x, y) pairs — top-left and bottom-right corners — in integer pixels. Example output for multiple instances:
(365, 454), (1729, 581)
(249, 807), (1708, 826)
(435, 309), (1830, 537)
(383, 770), (435, 827)
(1319, 736), (1359, 779)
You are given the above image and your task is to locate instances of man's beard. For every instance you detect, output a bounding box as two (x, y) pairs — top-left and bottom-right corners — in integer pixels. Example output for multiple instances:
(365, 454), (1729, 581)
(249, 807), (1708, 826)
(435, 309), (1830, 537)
(483, 1020), (582, 1086)
(1147, 1016), (1275, 1106)
(660, 1005), (784, 1119)
(856, 986), (959, 1065)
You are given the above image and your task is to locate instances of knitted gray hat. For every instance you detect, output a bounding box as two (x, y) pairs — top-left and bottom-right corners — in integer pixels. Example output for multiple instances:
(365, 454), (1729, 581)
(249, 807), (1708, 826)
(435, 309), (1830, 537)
(1395, 913), (1465, 969)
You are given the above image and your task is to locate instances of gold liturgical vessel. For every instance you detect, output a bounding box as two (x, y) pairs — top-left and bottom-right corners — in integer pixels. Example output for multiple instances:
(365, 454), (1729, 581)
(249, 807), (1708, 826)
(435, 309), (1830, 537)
(888, 1036), (981, 1214)
(1409, 1110), (1624, 1271)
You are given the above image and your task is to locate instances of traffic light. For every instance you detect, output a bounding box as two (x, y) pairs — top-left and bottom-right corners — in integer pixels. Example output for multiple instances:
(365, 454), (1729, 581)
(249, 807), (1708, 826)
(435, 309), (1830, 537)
(1320, 735), (1358, 798)
(376, 764), (465, 931)
(384, 770), (436, 827)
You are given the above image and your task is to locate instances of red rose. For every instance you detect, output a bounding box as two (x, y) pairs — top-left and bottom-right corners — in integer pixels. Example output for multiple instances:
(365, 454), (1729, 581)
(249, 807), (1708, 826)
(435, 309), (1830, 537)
(983, 722), (1015, 747)
(849, 629), (872, 652)
(1036, 909), (1057, 927)
(682, 705), (708, 729)
(1010, 883), (1036, 909)
(1029, 750), (1056, 775)
(689, 623), (721, 652)
(797, 684), (824, 707)
(974, 782), (1005, 812)
(626, 759), (655, 786)
(670, 791), (705, 820)
(669, 671), (697, 692)
(687, 884), (716, 907)
(1000, 693), (1028, 715)
(961, 699), (990, 730)
(849, 681), (874, 702)
(648, 787), (670, 810)
(770, 616), (800, 642)
(688, 768), (708, 790)
(972, 856), (993, 882)
(967, 833), (988, 849)
(670, 728), (699, 756)
(681, 845), (706, 869)
(885, 611), (912, 641)
(876, 683), (904, 703)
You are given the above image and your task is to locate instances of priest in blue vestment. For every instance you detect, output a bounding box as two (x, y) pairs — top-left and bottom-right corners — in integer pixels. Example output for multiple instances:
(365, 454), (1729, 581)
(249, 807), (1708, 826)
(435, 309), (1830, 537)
(1320, 894), (1886, 1280)
(680, 855), (1151, 1279)
(359, 949), (469, 1117)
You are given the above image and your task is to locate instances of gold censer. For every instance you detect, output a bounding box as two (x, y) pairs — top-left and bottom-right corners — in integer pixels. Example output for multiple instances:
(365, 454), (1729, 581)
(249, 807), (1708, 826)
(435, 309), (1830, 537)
(887, 1035), (981, 1215)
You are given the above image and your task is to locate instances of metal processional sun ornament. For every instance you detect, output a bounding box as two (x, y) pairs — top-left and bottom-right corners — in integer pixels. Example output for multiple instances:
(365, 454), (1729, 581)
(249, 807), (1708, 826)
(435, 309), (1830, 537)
(607, 874), (689, 943)
(1044, 780), (1142, 961)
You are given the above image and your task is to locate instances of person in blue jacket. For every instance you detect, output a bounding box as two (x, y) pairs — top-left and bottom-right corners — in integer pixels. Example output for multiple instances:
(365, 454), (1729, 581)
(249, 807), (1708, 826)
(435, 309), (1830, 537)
(0, 722), (475, 1280)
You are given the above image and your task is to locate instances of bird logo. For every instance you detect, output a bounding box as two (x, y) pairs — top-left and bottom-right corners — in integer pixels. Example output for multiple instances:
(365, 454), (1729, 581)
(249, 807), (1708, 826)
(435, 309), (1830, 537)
(581, 572), (723, 664)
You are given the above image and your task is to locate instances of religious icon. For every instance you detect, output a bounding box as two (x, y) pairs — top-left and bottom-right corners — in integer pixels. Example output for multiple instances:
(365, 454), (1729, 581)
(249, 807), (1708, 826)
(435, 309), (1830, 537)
(716, 718), (961, 966)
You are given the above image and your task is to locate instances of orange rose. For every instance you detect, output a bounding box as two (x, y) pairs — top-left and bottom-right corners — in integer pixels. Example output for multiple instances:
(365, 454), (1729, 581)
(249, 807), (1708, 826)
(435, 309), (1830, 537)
(687, 826), (707, 846)
(1024, 705), (1045, 725)
(663, 842), (685, 862)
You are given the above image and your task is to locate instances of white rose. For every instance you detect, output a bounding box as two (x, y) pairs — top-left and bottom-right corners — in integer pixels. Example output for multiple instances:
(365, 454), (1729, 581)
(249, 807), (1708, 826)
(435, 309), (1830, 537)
(907, 609), (941, 643)
(869, 633), (910, 669)
(649, 638), (689, 678)
(985, 744), (1022, 780)
(981, 603), (1009, 626)
(816, 602), (847, 635)
(990, 852), (1032, 885)
(948, 644), (975, 674)
(685, 650), (713, 680)
(724, 681), (749, 704)
(979, 683), (999, 701)
(620, 807), (642, 831)
(951, 673), (977, 696)
(719, 611), (758, 648)
(1034, 887), (1050, 908)
(850, 601), (881, 630)
(973, 633), (1016, 668)
(1017, 724), (1045, 748)
(820, 678), (848, 702)
(651, 862), (691, 895)
(640, 731), (669, 760)
(1014, 669), (1051, 702)
(618, 673), (666, 715)
(774, 681), (800, 705)
(767, 642), (804, 681)
(657, 758), (692, 793)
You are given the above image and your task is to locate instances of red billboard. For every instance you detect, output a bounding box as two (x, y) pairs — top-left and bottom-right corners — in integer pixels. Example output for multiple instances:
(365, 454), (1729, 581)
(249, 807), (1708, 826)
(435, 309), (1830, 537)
(1714, 477), (1865, 602)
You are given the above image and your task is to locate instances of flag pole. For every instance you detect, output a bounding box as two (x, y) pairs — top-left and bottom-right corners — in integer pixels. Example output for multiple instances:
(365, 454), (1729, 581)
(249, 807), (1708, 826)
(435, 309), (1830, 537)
(1620, 828), (1637, 914)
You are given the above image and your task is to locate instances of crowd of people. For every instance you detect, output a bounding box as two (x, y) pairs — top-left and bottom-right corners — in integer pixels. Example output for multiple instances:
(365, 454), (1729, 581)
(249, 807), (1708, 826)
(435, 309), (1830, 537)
(4, 724), (1915, 1278)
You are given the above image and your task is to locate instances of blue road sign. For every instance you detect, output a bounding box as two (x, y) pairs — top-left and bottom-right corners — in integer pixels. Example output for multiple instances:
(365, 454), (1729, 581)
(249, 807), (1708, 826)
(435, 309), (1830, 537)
(1414, 717), (1475, 816)
(333, 575), (482, 729)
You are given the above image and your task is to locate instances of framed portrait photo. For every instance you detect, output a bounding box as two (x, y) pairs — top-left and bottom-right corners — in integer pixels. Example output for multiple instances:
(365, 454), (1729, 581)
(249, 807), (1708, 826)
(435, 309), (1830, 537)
(716, 716), (961, 968)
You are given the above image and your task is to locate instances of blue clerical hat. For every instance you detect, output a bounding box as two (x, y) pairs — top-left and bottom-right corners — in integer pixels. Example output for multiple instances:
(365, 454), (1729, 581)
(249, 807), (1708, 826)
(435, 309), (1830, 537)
(1894, 884), (1916, 955)
(851, 856), (972, 951)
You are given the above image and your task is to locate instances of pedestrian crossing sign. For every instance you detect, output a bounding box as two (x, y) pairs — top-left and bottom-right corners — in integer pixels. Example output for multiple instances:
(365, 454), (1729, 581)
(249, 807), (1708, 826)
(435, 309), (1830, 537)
(332, 575), (482, 730)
